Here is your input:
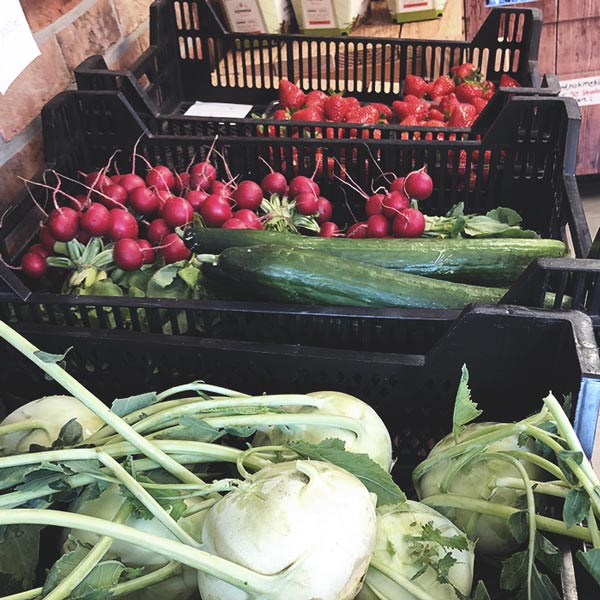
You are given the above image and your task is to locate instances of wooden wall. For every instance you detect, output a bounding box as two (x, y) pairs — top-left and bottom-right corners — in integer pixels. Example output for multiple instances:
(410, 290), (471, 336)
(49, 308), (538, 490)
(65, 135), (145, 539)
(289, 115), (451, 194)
(464, 0), (600, 176)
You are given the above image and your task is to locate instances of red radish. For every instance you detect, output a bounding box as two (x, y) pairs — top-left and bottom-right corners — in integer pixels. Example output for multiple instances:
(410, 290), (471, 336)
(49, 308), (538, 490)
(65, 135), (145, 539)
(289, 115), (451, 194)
(81, 202), (111, 237)
(146, 166), (175, 191)
(288, 176), (320, 199)
(404, 167), (433, 201)
(185, 189), (209, 212)
(118, 174), (146, 194)
(294, 192), (318, 216)
(162, 233), (191, 263)
(112, 174), (124, 185)
(209, 180), (233, 199)
(346, 221), (368, 239)
(261, 172), (287, 196)
(200, 195), (233, 227)
(232, 180), (263, 211)
(222, 218), (248, 229)
(137, 239), (156, 265)
(114, 239), (144, 271)
(107, 209), (139, 241)
(83, 171), (112, 191)
(389, 177), (405, 193)
(319, 221), (339, 237)
(365, 194), (385, 217)
(77, 230), (92, 245)
(99, 183), (128, 208)
(129, 187), (160, 215)
(21, 252), (47, 279)
(392, 208), (426, 238)
(146, 218), (172, 243)
(39, 227), (56, 252)
(367, 214), (391, 238)
(315, 197), (333, 224)
(163, 197), (194, 228)
(174, 172), (191, 194)
(48, 208), (80, 242)
(153, 189), (173, 216)
(381, 190), (410, 219)
(70, 194), (87, 211)
(190, 162), (217, 191)
(28, 243), (52, 259)
(234, 209), (263, 229)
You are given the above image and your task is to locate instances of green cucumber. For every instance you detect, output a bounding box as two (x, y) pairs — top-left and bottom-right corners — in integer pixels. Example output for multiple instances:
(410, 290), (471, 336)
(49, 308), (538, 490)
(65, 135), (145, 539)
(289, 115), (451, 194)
(212, 245), (516, 309)
(184, 228), (568, 286)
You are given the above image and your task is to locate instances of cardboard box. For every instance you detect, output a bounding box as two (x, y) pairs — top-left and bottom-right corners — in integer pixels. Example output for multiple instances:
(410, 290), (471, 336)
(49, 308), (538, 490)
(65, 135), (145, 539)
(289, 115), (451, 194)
(290, 0), (370, 35)
(387, 0), (447, 24)
(219, 0), (295, 34)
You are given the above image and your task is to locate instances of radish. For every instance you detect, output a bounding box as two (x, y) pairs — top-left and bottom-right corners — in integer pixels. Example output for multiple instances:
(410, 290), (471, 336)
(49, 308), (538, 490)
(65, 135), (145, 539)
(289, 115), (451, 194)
(261, 172), (287, 196)
(389, 177), (405, 193)
(28, 243), (52, 259)
(146, 219), (172, 244)
(82, 171), (112, 191)
(185, 190), (209, 212)
(137, 239), (156, 265)
(162, 233), (191, 263)
(404, 166), (433, 201)
(294, 192), (318, 216)
(20, 252), (47, 279)
(209, 180), (233, 199)
(39, 226), (56, 252)
(47, 207), (80, 242)
(288, 175), (319, 199)
(200, 195), (233, 227)
(367, 214), (391, 238)
(232, 180), (263, 211)
(77, 230), (92, 245)
(128, 187), (159, 216)
(174, 172), (191, 194)
(381, 190), (410, 220)
(392, 208), (426, 238)
(222, 218), (248, 229)
(315, 197), (333, 224)
(163, 197), (194, 228)
(107, 209), (139, 241)
(346, 221), (368, 239)
(234, 209), (263, 230)
(111, 174), (124, 185)
(118, 174), (146, 194)
(319, 221), (339, 237)
(113, 239), (144, 271)
(70, 194), (87, 211)
(80, 203), (111, 237)
(365, 194), (385, 217)
(146, 166), (175, 191)
(98, 183), (127, 208)
(153, 189), (173, 217)
(190, 162), (217, 191)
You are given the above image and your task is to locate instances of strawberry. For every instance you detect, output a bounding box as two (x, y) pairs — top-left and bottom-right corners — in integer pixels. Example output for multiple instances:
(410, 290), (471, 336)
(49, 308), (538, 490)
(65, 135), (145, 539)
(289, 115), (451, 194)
(470, 97), (488, 114)
(359, 105), (381, 124)
(404, 75), (429, 99)
(369, 102), (393, 121)
(422, 120), (447, 128)
(482, 81), (496, 101)
(450, 62), (479, 82)
(428, 108), (446, 121)
(278, 80), (306, 110)
(499, 74), (521, 88)
(272, 108), (290, 120)
(291, 107), (323, 121)
(404, 94), (421, 104)
(324, 95), (349, 122)
(439, 93), (459, 118)
(455, 82), (483, 103)
(447, 103), (477, 128)
(345, 97), (361, 111)
(305, 90), (328, 108)
(345, 107), (363, 124)
(430, 75), (455, 98)
(392, 101), (411, 121)
(399, 115), (418, 126)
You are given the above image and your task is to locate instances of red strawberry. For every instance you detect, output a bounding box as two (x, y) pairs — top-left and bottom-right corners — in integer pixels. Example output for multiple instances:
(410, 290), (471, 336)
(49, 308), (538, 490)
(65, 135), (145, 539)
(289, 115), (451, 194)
(455, 82), (483, 103)
(428, 108), (446, 121)
(345, 107), (363, 124)
(430, 75), (455, 98)
(399, 115), (419, 126)
(272, 108), (290, 120)
(499, 74), (521, 88)
(345, 97), (361, 111)
(447, 103), (477, 128)
(359, 105), (381, 124)
(450, 62), (479, 82)
(404, 94), (421, 104)
(369, 102), (393, 121)
(291, 107), (323, 121)
(470, 97), (488, 114)
(439, 93), (459, 118)
(482, 81), (496, 100)
(278, 80), (305, 110)
(404, 75), (429, 99)
(422, 120), (447, 128)
(392, 101), (411, 121)
(305, 90), (328, 108)
(324, 95), (349, 122)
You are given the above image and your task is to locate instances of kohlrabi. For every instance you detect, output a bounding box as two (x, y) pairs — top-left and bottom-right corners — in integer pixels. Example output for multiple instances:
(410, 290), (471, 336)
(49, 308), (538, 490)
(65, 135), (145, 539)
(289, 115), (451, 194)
(357, 501), (474, 600)
(0, 395), (104, 454)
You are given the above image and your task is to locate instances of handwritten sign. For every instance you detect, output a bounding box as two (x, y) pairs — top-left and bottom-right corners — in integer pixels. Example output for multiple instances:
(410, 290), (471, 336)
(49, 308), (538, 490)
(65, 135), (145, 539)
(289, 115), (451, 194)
(560, 76), (600, 108)
(0, 0), (41, 94)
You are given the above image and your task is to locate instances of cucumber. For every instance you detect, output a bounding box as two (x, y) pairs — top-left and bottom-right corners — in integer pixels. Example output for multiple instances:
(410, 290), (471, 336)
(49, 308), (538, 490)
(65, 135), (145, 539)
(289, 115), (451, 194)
(213, 245), (513, 309)
(184, 228), (568, 286)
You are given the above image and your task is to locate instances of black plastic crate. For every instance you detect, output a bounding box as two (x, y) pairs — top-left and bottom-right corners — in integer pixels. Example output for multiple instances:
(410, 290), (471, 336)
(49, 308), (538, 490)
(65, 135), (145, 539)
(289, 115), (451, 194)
(0, 305), (598, 597)
(74, 1), (559, 139)
(0, 89), (593, 350)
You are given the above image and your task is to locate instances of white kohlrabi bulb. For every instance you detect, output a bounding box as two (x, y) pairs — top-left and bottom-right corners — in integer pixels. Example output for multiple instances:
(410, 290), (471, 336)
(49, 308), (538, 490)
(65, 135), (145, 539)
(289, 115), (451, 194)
(197, 460), (377, 600)
(0, 395), (104, 453)
(357, 501), (474, 600)
(253, 391), (393, 471)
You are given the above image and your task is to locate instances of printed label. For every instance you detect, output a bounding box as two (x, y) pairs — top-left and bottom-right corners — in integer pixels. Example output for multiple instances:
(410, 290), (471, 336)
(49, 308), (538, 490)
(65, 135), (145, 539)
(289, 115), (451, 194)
(560, 75), (600, 108)
(397, 0), (434, 13)
(221, 0), (266, 33)
(301, 0), (337, 28)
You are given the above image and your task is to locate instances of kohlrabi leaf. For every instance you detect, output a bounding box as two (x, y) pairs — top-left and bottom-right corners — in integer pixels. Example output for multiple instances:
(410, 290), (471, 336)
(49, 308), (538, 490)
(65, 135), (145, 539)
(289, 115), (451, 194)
(111, 391), (159, 418)
(472, 580), (492, 600)
(120, 474), (187, 522)
(577, 548), (600, 585)
(34, 347), (73, 364)
(412, 520), (471, 551)
(486, 207), (523, 226)
(557, 450), (584, 486)
(0, 524), (40, 594)
(528, 565), (562, 600)
(507, 510), (529, 545)
(535, 534), (561, 574)
(563, 488), (590, 529)
(501, 551), (561, 600)
(53, 418), (84, 448)
(452, 365), (482, 441)
(155, 416), (224, 443)
(288, 438), (406, 506)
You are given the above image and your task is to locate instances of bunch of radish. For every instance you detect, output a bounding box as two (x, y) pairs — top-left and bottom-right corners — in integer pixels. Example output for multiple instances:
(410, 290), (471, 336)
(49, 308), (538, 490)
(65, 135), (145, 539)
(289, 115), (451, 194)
(343, 166), (433, 239)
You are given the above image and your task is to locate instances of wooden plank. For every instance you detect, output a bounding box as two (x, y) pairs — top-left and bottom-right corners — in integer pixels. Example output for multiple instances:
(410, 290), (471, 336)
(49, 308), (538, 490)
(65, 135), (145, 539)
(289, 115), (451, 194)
(538, 22), (557, 76)
(558, 0), (600, 22)
(556, 17), (600, 76)
(352, 0), (402, 38)
(399, 0), (464, 41)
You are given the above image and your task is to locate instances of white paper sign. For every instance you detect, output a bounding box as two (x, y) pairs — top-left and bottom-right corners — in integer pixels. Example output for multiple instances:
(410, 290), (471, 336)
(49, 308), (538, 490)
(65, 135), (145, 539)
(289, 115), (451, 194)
(0, 0), (41, 94)
(184, 101), (254, 118)
(560, 76), (600, 108)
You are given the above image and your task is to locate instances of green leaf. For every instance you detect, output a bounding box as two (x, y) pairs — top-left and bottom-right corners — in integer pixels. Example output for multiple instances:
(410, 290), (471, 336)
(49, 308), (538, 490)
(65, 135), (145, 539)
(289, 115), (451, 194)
(472, 580), (492, 600)
(563, 488), (590, 529)
(34, 347), (73, 364)
(452, 365), (482, 441)
(535, 534), (561, 574)
(557, 450), (583, 486)
(486, 207), (523, 226)
(178, 264), (201, 289)
(78, 280), (124, 297)
(508, 510), (529, 545)
(500, 550), (528, 591)
(288, 438), (406, 506)
(412, 520), (470, 551)
(577, 548), (600, 586)
(155, 415), (225, 443)
(120, 474), (187, 522)
(149, 263), (180, 289)
(111, 391), (159, 418)
(0, 524), (40, 593)
(54, 418), (84, 448)
(529, 564), (561, 600)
